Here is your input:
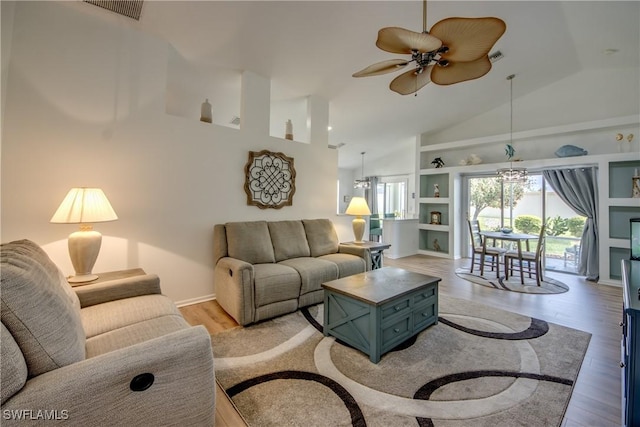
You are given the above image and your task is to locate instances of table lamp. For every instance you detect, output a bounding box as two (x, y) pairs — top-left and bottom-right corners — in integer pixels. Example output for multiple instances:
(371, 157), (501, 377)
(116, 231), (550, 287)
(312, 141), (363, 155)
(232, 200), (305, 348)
(345, 196), (371, 243)
(50, 188), (118, 283)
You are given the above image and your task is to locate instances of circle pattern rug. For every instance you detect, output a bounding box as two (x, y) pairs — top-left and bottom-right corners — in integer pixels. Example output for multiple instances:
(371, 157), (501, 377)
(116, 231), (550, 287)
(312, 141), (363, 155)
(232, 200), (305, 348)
(212, 295), (590, 426)
(455, 268), (570, 294)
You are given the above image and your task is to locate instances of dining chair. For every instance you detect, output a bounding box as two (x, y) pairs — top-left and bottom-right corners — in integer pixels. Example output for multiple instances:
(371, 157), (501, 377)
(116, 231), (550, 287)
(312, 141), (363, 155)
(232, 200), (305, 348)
(467, 219), (506, 277)
(369, 215), (382, 242)
(505, 225), (546, 286)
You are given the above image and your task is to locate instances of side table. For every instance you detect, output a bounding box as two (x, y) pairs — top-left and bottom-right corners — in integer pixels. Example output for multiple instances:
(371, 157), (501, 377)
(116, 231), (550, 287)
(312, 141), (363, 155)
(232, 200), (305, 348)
(341, 241), (391, 270)
(68, 268), (146, 287)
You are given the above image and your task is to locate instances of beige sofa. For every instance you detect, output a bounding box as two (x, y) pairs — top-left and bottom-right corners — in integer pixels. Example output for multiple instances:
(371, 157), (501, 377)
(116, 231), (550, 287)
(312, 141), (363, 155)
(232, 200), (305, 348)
(213, 219), (371, 325)
(1, 239), (215, 426)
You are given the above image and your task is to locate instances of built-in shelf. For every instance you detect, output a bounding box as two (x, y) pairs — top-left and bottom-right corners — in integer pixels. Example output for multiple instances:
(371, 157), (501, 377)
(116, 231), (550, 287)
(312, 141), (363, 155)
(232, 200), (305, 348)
(419, 174), (449, 198)
(611, 247), (631, 280)
(603, 158), (640, 284)
(610, 206), (640, 239)
(419, 229), (449, 256)
(610, 160), (640, 199)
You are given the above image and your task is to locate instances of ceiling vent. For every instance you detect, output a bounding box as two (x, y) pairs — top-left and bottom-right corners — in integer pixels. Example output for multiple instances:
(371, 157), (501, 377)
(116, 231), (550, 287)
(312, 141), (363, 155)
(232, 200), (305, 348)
(84, 1), (144, 21)
(489, 50), (504, 63)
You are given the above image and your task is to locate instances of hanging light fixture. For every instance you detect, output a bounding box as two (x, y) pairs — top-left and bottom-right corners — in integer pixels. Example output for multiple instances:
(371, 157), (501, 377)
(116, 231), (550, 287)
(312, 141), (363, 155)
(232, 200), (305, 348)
(354, 152), (371, 189)
(497, 74), (528, 183)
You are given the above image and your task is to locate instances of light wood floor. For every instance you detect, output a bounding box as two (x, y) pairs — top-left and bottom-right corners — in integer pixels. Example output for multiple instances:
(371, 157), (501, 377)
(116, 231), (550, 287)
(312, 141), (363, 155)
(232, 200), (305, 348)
(180, 255), (624, 427)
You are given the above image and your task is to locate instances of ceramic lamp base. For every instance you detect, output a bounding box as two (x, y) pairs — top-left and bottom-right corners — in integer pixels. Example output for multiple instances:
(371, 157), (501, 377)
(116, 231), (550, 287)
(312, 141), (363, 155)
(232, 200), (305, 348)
(352, 217), (366, 243)
(68, 228), (102, 283)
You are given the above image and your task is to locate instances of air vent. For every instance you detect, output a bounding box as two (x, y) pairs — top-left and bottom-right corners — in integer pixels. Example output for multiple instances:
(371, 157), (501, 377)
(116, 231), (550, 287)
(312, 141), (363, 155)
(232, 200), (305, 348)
(84, 1), (144, 21)
(489, 50), (504, 63)
(229, 116), (241, 126)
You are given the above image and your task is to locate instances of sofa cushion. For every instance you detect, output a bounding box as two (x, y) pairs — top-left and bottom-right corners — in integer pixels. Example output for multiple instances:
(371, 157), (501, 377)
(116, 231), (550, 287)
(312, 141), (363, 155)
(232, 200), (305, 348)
(302, 219), (339, 257)
(253, 263), (301, 307)
(81, 294), (182, 338)
(1, 323), (27, 404)
(279, 257), (338, 295)
(85, 315), (190, 358)
(268, 220), (311, 262)
(226, 221), (275, 264)
(1, 239), (86, 377)
(318, 253), (366, 278)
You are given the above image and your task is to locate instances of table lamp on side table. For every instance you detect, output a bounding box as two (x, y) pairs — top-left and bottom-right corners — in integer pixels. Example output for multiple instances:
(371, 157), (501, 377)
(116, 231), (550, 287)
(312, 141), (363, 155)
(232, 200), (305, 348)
(345, 196), (371, 244)
(50, 188), (118, 283)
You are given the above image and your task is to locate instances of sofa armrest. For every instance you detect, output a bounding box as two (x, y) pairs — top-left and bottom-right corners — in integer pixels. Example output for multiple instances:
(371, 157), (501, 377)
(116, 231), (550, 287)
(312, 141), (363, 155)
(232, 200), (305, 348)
(338, 244), (372, 271)
(1, 326), (215, 426)
(214, 257), (255, 326)
(75, 274), (161, 308)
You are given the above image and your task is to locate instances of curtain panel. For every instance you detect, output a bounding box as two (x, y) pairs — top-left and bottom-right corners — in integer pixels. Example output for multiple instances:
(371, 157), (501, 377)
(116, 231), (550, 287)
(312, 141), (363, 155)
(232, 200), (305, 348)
(542, 167), (599, 281)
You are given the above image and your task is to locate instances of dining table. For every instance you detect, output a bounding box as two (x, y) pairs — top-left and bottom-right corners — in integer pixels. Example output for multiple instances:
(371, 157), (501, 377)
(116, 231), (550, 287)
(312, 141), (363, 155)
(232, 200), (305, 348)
(480, 230), (538, 284)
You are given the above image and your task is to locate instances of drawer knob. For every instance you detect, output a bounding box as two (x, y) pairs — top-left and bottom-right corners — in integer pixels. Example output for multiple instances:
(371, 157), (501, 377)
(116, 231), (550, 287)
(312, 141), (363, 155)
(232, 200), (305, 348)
(422, 312), (428, 317)
(394, 328), (400, 333)
(395, 306), (401, 311)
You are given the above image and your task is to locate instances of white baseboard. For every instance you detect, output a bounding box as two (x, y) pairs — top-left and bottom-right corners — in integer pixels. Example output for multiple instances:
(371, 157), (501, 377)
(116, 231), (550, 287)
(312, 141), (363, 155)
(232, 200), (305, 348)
(176, 294), (216, 307)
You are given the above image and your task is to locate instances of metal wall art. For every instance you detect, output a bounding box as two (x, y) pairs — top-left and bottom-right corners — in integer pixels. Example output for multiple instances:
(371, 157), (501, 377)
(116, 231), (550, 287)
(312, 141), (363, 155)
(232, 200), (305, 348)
(244, 150), (296, 209)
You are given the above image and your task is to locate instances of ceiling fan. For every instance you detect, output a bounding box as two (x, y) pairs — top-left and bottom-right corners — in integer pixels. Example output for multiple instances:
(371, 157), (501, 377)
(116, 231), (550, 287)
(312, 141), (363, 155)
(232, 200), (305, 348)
(353, 0), (506, 95)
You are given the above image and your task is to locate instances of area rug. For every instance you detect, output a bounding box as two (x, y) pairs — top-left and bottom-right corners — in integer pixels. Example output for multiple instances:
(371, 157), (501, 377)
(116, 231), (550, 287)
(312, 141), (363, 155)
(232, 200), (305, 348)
(211, 295), (590, 426)
(455, 268), (570, 294)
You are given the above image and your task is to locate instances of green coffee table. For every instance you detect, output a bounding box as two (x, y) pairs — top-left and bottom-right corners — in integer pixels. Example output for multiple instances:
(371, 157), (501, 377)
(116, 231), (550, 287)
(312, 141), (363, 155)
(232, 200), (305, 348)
(322, 267), (439, 363)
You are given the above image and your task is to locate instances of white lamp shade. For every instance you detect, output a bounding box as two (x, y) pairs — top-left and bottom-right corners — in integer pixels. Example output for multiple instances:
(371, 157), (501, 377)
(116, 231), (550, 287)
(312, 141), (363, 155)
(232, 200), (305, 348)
(345, 197), (371, 216)
(51, 188), (118, 224)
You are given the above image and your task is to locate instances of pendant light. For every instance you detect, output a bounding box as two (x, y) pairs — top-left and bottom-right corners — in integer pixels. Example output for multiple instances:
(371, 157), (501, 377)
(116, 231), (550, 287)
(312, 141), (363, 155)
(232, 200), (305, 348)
(354, 152), (371, 189)
(497, 74), (528, 182)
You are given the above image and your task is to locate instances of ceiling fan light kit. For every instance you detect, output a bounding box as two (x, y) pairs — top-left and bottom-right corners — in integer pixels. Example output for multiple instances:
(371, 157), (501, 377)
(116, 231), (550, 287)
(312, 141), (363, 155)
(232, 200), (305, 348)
(353, 0), (506, 95)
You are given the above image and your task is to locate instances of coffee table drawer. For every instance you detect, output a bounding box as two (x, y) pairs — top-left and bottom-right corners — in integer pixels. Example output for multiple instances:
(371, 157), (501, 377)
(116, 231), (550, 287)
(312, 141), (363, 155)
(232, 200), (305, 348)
(381, 297), (411, 320)
(412, 284), (437, 305)
(382, 315), (412, 351)
(413, 301), (437, 330)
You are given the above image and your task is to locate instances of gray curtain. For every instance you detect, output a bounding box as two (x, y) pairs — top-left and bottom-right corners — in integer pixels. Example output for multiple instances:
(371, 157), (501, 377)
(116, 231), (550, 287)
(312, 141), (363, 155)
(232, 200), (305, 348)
(366, 176), (380, 215)
(543, 167), (599, 281)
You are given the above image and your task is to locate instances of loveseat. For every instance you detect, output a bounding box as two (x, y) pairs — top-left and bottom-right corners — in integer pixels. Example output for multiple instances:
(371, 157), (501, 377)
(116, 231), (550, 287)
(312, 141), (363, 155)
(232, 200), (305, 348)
(213, 219), (371, 326)
(1, 239), (215, 426)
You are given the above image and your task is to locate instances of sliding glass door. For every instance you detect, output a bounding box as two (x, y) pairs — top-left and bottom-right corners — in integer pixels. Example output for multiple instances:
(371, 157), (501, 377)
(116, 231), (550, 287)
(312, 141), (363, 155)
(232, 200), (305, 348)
(466, 173), (584, 275)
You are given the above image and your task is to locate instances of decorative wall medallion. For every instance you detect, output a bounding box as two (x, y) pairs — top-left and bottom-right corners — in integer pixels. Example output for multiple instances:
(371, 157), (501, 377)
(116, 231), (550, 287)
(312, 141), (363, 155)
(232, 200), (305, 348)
(244, 150), (296, 209)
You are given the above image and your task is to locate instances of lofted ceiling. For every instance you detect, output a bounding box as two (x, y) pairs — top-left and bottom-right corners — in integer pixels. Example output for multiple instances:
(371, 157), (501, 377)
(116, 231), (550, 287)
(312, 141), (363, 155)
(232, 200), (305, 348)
(126, 1), (639, 169)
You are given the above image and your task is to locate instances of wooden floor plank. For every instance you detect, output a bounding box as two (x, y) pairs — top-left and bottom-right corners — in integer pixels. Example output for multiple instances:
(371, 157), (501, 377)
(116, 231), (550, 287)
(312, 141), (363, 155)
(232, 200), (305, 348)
(180, 254), (623, 426)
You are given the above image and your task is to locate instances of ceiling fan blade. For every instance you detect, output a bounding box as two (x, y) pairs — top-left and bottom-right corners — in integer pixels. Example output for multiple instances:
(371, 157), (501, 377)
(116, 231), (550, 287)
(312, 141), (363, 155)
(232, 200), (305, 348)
(352, 59), (409, 77)
(430, 56), (492, 85)
(389, 66), (433, 95)
(376, 27), (442, 54)
(429, 17), (506, 62)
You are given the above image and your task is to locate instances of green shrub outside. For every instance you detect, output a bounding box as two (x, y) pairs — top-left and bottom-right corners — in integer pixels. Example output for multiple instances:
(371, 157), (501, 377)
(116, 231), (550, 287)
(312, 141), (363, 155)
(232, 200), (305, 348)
(514, 215), (541, 234)
(546, 215), (569, 236)
(567, 216), (586, 237)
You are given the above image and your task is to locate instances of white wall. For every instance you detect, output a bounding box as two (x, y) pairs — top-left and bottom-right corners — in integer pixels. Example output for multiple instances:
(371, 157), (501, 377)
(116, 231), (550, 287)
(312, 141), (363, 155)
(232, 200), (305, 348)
(0, 2), (348, 305)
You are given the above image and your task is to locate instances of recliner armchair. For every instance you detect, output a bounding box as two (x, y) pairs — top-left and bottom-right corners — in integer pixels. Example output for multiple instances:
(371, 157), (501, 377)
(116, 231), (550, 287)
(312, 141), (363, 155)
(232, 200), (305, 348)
(1, 239), (215, 426)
